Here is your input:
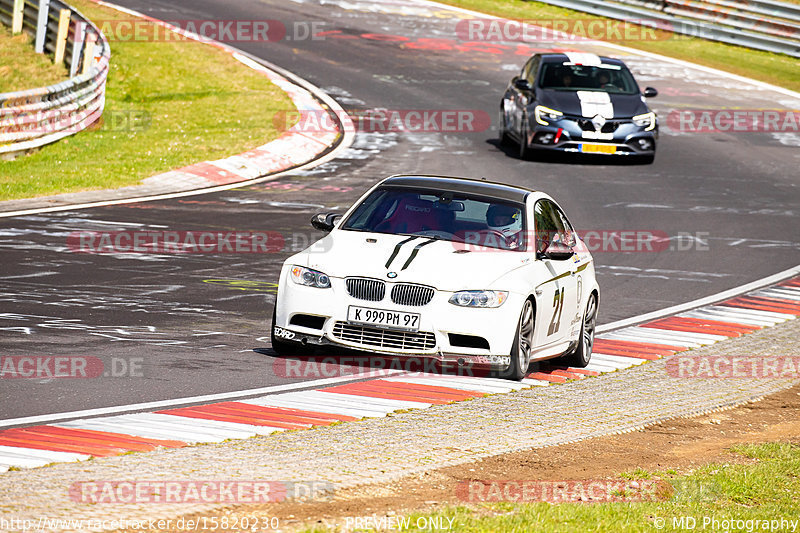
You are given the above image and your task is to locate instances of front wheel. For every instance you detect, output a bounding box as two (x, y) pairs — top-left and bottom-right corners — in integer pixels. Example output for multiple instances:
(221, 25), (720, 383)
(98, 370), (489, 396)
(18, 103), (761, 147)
(499, 299), (534, 381)
(560, 293), (597, 368)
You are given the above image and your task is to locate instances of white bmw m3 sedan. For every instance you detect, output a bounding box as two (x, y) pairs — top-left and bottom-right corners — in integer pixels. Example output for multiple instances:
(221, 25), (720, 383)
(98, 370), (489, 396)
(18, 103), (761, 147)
(271, 175), (599, 380)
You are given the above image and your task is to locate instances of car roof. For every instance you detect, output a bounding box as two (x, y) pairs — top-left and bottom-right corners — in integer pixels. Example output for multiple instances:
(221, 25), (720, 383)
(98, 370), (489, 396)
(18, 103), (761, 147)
(537, 53), (626, 67)
(379, 175), (533, 203)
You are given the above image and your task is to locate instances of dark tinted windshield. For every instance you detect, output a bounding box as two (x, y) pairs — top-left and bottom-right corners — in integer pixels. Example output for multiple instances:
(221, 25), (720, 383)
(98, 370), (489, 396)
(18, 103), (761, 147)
(342, 187), (527, 251)
(538, 62), (639, 95)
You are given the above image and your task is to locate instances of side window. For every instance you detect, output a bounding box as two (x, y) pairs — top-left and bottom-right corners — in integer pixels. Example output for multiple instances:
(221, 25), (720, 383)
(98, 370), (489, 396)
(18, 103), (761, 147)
(525, 57), (540, 84)
(521, 56), (539, 83)
(555, 207), (577, 248)
(534, 200), (565, 254)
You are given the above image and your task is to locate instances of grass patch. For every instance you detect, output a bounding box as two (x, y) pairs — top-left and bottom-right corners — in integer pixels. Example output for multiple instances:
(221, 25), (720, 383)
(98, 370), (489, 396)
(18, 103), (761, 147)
(0, 25), (68, 92)
(0, 0), (296, 201)
(439, 0), (800, 92)
(324, 442), (800, 532)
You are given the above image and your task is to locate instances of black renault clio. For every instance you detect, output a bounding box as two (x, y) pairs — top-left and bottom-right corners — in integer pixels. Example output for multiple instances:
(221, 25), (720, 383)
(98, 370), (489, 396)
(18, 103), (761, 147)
(500, 52), (659, 163)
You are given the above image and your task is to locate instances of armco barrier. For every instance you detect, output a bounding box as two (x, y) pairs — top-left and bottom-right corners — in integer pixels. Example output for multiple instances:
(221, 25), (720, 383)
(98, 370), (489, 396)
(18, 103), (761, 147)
(533, 0), (800, 57)
(0, 0), (109, 157)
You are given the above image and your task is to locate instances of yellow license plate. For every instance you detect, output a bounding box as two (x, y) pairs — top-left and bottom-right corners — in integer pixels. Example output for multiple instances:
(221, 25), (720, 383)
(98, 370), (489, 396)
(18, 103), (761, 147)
(581, 143), (616, 154)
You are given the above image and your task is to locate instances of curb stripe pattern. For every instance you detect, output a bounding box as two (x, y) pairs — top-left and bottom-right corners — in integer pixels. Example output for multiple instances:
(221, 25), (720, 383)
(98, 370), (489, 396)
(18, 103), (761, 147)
(0, 276), (797, 472)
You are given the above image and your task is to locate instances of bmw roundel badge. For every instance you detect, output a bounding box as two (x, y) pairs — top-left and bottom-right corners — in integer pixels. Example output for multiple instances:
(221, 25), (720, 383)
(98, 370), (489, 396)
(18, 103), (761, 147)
(387, 272), (398, 279)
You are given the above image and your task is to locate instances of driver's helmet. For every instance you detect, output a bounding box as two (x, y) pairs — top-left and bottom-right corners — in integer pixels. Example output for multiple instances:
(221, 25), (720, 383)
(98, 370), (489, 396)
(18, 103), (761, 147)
(486, 204), (523, 238)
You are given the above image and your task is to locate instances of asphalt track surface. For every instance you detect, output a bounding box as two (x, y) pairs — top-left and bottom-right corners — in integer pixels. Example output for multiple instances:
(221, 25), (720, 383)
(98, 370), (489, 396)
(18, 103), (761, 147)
(1, 0), (799, 421)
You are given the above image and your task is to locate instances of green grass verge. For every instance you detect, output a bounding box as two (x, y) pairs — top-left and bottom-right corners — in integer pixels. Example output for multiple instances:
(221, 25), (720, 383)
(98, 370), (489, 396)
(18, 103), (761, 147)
(303, 442), (800, 532)
(439, 0), (800, 93)
(0, 26), (68, 92)
(0, 0), (296, 201)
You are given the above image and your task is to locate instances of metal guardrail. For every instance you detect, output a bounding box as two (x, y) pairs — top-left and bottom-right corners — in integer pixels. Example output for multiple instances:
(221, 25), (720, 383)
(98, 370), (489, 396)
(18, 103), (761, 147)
(532, 0), (800, 57)
(0, 0), (109, 157)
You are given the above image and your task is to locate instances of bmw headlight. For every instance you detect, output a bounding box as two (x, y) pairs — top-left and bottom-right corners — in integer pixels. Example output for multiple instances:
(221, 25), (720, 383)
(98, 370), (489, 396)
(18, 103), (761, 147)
(632, 112), (656, 131)
(535, 105), (563, 126)
(290, 265), (331, 288)
(449, 290), (509, 308)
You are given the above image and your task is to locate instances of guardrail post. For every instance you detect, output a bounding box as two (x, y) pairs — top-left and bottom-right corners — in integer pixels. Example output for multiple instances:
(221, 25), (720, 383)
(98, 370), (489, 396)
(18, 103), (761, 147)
(12, 0), (25, 34)
(69, 21), (86, 77)
(35, 0), (51, 53)
(54, 8), (72, 65)
(81, 31), (97, 75)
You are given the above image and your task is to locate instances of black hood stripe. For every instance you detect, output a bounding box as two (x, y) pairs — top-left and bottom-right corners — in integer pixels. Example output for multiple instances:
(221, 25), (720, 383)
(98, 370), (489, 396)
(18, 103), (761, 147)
(401, 239), (437, 271)
(385, 236), (419, 269)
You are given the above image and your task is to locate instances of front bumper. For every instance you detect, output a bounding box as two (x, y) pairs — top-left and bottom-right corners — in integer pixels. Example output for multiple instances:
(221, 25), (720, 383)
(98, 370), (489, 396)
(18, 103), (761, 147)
(528, 117), (657, 156)
(273, 270), (523, 368)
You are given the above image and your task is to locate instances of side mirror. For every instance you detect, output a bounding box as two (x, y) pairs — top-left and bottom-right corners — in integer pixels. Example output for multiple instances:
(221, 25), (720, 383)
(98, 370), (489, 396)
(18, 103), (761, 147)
(643, 87), (658, 98)
(514, 78), (533, 91)
(311, 213), (341, 232)
(542, 241), (574, 261)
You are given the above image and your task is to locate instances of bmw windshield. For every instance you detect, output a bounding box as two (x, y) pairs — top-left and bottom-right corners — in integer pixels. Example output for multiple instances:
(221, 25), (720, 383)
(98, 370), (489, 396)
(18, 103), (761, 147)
(341, 187), (527, 251)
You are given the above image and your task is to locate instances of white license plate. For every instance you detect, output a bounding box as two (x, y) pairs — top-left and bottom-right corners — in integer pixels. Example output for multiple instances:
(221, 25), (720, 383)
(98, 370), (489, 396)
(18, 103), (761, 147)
(347, 306), (420, 331)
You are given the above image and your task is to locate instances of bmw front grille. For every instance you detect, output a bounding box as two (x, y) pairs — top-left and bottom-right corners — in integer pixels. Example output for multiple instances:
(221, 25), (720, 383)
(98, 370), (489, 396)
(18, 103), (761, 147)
(391, 283), (435, 306)
(345, 278), (386, 301)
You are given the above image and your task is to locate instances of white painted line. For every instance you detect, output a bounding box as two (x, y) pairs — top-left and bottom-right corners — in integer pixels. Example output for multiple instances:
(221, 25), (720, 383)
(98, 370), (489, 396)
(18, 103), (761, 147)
(0, 452), (50, 469)
(591, 353), (645, 366)
(383, 377), (507, 394)
(752, 288), (800, 301)
(596, 264), (800, 333)
(675, 310), (775, 327)
(714, 305), (796, 320)
(405, 372), (527, 390)
(254, 390), (421, 411)
(521, 378), (552, 386)
(602, 328), (708, 346)
(407, 375), (527, 391)
(0, 445), (90, 463)
(313, 390), (433, 410)
(0, 371), (405, 428)
(689, 306), (786, 324)
(635, 327), (730, 343)
(583, 362), (618, 373)
(242, 397), (384, 419)
(55, 419), (207, 444)
(128, 413), (261, 438)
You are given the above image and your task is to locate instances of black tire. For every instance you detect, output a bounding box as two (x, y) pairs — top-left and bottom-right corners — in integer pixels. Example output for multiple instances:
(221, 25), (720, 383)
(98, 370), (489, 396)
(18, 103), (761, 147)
(560, 293), (597, 368)
(639, 154), (655, 165)
(270, 305), (303, 356)
(498, 299), (534, 381)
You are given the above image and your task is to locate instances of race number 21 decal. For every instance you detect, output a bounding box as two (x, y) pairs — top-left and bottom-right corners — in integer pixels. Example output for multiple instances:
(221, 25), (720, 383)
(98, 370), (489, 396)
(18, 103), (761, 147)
(548, 287), (565, 336)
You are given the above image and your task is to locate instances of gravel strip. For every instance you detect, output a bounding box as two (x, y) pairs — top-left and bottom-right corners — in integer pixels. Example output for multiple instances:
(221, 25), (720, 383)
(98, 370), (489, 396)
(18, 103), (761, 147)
(0, 319), (797, 532)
